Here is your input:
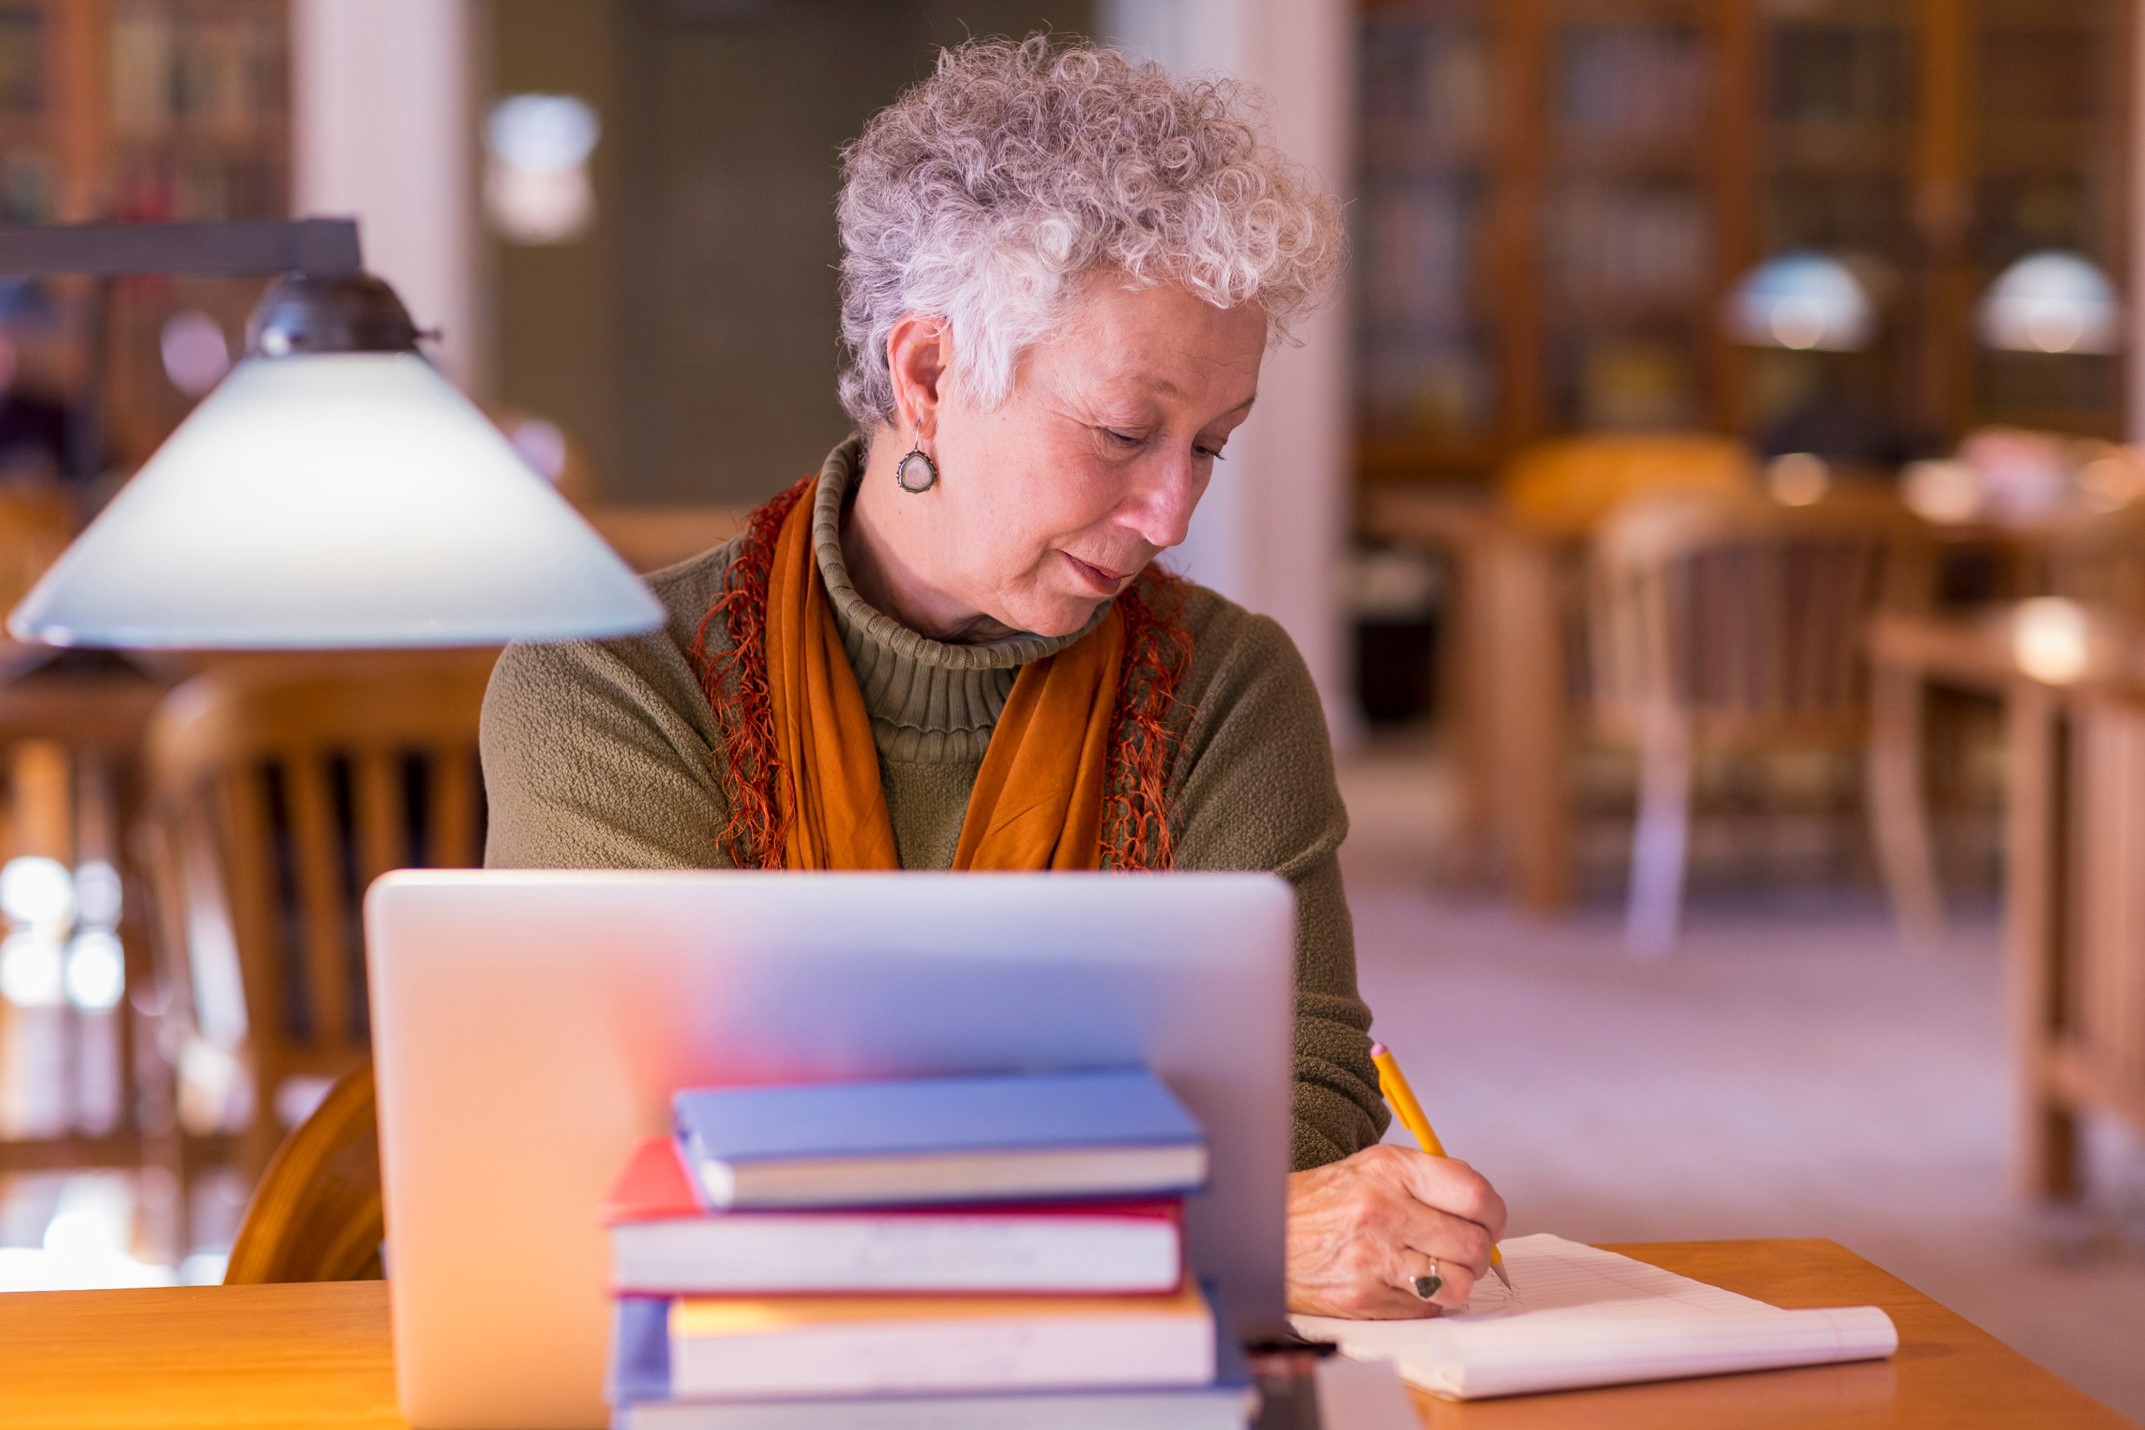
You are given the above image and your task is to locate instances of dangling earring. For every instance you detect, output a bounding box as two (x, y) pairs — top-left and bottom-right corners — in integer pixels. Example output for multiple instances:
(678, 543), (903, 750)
(895, 443), (939, 494)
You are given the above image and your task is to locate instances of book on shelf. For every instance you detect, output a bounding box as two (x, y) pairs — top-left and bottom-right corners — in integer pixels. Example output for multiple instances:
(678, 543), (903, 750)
(0, 8), (42, 117)
(112, 2), (283, 136)
(601, 1136), (1185, 1296)
(1360, 15), (1490, 163)
(1556, 24), (1709, 143)
(671, 1068), (1206, 1211)
(608, 1294), (1252, 1429)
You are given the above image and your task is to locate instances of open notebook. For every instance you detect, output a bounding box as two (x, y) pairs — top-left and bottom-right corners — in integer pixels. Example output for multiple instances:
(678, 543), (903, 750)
(1291, 1234), (1897, 1401)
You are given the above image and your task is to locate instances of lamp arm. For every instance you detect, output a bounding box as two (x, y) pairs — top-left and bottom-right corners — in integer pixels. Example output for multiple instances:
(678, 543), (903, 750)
(0, 219), (362, 279)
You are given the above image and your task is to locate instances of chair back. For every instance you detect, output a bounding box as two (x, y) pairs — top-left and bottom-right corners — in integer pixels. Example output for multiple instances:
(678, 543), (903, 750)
(1501, 433), (1756, 536)
(224, 1060), (382, 1283)
(138, 651), (495, 1166)
(2041, 501), (2145, 621)
(1588, 487), (1936, 746)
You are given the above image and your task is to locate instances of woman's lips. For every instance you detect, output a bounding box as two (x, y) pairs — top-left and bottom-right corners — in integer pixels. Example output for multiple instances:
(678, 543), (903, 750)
(1062, 552), (1130, 593)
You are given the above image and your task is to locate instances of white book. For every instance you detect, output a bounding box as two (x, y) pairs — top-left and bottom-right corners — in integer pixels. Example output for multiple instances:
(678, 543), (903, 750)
(613, 1207), (1183, 1295)
(669, 1282), (1217, 1401)
(615, 1383), (1251, 1430)
(1291, 1234), (1898, 1401)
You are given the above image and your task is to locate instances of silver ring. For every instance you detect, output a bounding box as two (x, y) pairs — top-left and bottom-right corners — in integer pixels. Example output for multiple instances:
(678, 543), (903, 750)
(1412, 1258), (1443, 1302)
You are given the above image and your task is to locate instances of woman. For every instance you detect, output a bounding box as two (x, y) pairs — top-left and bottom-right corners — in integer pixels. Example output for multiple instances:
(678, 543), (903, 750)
(482, 35), (1505, 1319)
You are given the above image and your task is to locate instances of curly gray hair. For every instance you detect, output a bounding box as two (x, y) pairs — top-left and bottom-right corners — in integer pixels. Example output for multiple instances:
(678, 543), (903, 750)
(835, 35), (1344, 432)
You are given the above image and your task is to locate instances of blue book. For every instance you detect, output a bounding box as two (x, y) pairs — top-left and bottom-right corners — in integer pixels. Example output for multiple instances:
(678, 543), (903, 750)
(607, 1292), (1255, 1430)
(670, 1068), (1207, 1209)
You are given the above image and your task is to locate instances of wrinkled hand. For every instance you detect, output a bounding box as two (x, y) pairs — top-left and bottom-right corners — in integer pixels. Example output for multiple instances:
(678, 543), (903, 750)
(1285, 1143), (1508, 1319)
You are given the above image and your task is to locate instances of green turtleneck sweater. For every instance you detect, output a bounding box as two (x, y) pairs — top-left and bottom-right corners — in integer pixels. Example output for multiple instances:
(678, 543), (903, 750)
(480, 439), (1389, 1170)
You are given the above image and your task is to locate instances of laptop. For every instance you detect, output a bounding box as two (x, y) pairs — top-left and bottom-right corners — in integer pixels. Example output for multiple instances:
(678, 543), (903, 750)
(365, 870), (1295, 1430)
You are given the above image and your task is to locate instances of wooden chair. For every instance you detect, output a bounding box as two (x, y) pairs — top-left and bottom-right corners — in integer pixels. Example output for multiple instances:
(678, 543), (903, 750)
(135, 651), (495, 1220)
(0, 654), (177, 1181)
(1500, 432), (1756, 536)
(2039, 500), (2145, 620)
(223, 1059), (382, 1283)
(1588, 487), (1936, 955)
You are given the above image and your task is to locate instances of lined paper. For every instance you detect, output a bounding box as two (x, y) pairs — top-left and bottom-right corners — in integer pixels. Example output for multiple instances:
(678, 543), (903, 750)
(1291, 1234), (1897, 1401)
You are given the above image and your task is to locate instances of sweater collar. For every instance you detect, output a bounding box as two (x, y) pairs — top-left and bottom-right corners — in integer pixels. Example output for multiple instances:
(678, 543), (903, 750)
(811, 436), (1098, 674)
(810, 437), (1100, 762)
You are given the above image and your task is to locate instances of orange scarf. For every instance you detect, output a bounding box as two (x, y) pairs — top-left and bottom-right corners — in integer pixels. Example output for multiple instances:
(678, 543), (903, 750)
(692, 476), (1192, 872)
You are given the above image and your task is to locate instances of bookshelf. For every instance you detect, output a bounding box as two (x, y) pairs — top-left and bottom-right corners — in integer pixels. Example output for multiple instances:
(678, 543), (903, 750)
(0, 0), (290, 469)
(1356, 0), (2136, 487)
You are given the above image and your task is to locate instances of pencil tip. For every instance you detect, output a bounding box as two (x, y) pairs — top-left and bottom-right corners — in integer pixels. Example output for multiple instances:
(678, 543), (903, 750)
(1490, 1260), (1513, 1292)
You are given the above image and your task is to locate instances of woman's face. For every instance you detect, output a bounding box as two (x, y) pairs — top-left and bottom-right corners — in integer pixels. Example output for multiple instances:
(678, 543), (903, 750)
(869, 279), (1267, 640)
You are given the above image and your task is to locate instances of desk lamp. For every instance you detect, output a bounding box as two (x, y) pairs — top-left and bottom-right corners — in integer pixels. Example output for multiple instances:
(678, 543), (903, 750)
(0, 218), (661, 649)
(1724, 251), (1875, 353)
(1976, 250), (2122, 356)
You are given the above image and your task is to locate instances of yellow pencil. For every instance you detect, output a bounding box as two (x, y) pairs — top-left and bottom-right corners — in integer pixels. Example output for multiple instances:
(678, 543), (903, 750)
(1369, 1040), (1512, 1292)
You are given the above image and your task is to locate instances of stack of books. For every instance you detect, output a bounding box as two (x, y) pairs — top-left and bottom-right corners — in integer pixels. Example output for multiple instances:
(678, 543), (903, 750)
(601, 1068), (1255, 1428)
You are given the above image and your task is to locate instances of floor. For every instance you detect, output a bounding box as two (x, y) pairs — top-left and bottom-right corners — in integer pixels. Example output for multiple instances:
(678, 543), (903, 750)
(1338, 737), (2145, 1424)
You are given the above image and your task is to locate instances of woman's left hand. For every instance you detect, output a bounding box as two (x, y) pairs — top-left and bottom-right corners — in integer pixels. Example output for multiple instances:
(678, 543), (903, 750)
(1284, 1143), (1508, 1319)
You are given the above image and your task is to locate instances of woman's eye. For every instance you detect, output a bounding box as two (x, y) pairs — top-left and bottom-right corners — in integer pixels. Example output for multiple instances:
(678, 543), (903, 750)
(1196, 444), (1226, 463)
(1104, 428), (1146, 448)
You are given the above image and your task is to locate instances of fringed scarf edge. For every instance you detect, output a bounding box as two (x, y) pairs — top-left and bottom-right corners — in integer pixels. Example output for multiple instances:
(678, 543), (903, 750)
(688, 474), (813, 870)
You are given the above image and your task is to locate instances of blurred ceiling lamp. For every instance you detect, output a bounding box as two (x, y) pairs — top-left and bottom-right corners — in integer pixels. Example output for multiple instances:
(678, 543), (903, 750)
(1977, 250), (2121, 355)
(1724, 251), (1875, 352)
(2, 218), (661, 649)
(485, 94), (600, 245)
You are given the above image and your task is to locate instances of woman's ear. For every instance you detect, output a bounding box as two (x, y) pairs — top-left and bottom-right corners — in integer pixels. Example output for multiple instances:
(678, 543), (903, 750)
(884, 312), (954, 443)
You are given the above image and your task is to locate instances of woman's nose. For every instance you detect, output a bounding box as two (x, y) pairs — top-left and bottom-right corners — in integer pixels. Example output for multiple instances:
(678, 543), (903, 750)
(1120, 452), (1205, 551)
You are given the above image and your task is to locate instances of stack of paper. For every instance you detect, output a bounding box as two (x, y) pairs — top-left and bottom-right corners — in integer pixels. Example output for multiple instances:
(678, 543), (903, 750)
(1292, 1234), (1897, 1401)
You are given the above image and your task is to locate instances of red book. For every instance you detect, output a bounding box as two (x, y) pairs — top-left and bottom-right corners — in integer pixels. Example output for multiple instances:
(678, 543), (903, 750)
(601, 1138), (1185, 1296)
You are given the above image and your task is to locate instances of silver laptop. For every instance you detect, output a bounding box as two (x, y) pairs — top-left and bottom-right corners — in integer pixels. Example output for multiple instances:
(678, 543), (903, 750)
(365, 870), (1295, 1430)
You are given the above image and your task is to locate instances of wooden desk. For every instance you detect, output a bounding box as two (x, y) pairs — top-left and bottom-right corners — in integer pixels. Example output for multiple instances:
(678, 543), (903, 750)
(1, 1240), (2126, 1428)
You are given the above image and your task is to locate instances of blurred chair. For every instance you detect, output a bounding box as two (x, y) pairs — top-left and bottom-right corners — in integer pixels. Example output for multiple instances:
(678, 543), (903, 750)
(0, 653), (176, 1185)
(1588, 487), (1936, 955)
(2040, 500), (2145, 620)
(223, 1059), (381, 1284)
(1501, 432), (1756, 536)
(135, 651), (495, 1225)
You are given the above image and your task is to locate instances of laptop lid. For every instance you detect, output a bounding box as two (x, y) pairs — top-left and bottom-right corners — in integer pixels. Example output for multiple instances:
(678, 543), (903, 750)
(365, 869), (1293, 1429)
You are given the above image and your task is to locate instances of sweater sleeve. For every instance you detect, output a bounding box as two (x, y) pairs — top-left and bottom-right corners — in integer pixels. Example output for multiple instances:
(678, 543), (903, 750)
(480, 632), (733, 871)
(1170, 610), (1391, 1172)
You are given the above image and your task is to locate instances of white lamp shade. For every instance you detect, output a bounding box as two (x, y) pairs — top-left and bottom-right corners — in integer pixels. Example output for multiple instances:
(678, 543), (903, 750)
(1725, 251), (1876, 352)
(9, 352), (665, 648)
(1977, 250), (2122, 355)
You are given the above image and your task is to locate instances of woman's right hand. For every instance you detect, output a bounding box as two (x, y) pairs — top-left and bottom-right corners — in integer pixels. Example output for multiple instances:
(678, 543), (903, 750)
(1284, 1143), (1508, 1319)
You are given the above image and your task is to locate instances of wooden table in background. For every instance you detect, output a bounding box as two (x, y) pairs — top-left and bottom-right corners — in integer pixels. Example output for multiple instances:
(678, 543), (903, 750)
(1367, 484), (2073, 919)
(1367, 487), (1581, 912)
(0, 1240), (2127, 1428)
(1867, 608), (2145, 1201)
